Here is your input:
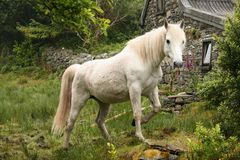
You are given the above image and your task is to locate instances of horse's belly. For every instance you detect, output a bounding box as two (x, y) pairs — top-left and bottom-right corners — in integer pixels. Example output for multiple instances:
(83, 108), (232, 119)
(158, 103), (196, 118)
(93, 89), (129, 104)
(88, 72), (129, 103)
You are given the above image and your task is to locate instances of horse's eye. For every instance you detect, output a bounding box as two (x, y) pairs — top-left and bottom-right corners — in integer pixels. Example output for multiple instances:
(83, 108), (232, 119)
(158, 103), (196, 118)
(182, 41), (185, 44)
(166, 39), (170, 44)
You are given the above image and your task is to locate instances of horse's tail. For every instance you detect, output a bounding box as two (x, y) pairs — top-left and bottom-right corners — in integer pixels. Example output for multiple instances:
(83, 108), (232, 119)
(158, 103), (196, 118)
(52, 64), (80, 135)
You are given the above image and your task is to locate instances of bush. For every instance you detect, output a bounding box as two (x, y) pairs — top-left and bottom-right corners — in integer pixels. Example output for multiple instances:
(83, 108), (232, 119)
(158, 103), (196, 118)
(198, 0), (240, 137)
(12, 40), (40, 67)
(188, 123), (240, 160)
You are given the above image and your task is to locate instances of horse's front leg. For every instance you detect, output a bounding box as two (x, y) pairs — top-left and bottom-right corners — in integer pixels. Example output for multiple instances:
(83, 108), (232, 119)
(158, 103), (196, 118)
(142, 86), (161, 124)
(129, 83), (145, 141)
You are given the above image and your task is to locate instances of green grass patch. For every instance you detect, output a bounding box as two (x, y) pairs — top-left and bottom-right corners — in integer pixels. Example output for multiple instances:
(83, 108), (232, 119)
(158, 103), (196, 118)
(88, 41), (127, 55)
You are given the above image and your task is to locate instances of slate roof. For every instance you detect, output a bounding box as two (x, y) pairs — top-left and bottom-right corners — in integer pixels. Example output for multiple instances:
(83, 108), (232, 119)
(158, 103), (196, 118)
(179, 0), (235, 29)
(141, 0), (235, 29)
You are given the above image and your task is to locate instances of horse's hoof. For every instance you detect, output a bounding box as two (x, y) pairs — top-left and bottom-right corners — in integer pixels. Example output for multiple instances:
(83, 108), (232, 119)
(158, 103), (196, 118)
(63, 145), (69, 150)
(62, 142), (73, 150)
(135, 134), (145, 142)
(131, 119), (135, 126)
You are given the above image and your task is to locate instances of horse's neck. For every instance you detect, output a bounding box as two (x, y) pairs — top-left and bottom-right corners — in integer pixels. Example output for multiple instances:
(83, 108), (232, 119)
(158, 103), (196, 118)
(145, 53), (164, 72)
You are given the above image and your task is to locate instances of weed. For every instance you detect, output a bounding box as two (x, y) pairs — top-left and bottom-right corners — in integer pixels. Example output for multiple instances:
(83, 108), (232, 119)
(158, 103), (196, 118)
(107, 142), (118, 160)
(185, 27), (201, 39)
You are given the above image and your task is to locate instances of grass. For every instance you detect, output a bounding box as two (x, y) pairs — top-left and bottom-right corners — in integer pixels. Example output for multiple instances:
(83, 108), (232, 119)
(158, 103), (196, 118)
(0, 72), (216, 159)
(88, 41), (127, 55)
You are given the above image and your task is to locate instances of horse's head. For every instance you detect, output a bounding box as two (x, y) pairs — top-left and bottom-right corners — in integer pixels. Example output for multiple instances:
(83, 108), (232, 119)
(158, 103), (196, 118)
(163, 20), (186, 68)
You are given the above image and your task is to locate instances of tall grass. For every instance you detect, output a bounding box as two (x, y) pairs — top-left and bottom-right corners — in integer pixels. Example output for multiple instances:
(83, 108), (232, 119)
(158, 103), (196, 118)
(0, 74), (59, 129)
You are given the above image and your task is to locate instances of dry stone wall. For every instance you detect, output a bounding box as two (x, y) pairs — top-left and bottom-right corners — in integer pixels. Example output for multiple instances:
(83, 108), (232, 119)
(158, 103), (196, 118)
(43, 48), (116, 71)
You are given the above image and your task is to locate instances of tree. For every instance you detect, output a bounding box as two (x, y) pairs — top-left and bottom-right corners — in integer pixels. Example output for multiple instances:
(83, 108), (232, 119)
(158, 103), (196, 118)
(198, 0), (240, 137)
(99, 0), (143, 42)
(32, 0), (111, 44)
(0, 0), (37, 48)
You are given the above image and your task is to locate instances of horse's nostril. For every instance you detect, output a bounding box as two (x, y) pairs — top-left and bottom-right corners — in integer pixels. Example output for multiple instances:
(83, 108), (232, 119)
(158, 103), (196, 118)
(174, 62), (183, 68)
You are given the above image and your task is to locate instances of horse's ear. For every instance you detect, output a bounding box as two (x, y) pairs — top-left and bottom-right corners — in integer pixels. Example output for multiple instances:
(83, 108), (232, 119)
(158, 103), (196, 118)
(164, 19), (168, 30)
(180, 20), (184, 29)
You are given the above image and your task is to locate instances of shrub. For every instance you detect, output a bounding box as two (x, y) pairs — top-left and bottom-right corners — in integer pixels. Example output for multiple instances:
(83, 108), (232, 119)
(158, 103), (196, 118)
(197, 0), (240, 137)
(187, 123), (240, 160)
(12, 40), (40, 67)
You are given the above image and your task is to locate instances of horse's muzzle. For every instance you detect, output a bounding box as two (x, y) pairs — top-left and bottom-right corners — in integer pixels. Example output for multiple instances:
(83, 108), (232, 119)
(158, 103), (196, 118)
(174, 62), (183, 68)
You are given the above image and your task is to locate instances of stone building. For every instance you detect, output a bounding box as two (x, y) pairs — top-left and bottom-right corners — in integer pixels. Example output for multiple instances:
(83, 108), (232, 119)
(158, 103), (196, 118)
(140, 0), (235, 31)
(140, 0), (235, 86)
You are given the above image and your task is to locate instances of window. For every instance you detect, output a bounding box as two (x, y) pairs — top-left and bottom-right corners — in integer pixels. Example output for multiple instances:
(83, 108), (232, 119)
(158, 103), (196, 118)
(157, 0), (165, 15)
(202, 37), (214, 71)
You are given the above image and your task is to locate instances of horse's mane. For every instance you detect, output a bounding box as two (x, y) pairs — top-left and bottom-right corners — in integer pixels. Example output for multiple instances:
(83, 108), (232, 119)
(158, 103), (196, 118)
(127, 26), (166, 66)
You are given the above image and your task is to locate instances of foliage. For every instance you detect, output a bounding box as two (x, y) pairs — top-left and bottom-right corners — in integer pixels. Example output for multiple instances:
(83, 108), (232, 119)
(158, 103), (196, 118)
(216, 2), (240, 77)
(197, 0), (240, 137)
(0, 0), (143, 64)
(102, 0), (143, 43)
(107, 142), (118, 160)
(35, 0), (111, 43)
(54, 0), (143, 51)
(0, 0), (37, 43)
(88, 41), (126, 55)
(197, 69), (229, 107)
(185, 27), (201, 39)
(188, 123), (240, 160)
(17, 20), (61, 40)
(12, 40), (40, 67)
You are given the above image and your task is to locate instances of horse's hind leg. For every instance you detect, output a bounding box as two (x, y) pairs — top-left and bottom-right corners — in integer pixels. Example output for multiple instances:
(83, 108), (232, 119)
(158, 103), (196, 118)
(142, 87), (161, 124)
(95, 102), (110, 140)
(63, 87), (90, 149)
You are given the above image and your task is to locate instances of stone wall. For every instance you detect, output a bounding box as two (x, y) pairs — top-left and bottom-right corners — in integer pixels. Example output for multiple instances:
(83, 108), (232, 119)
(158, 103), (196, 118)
(144, 0), (182, 32)
(43, 48), (116, 71)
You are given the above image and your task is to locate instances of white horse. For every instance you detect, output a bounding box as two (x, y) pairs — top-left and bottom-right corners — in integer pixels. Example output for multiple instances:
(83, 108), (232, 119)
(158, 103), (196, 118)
(52, 20), (186, 148)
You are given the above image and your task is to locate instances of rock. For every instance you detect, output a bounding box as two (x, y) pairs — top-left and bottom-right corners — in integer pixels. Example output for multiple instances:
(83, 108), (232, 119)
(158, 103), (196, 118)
(175, 98), (184, 104)
(165, 66), (171, 73)
(140, 149), (170, 160)
(166, 11), (171, 18)
(174, 111), (180, 114)
(177, 92), (186, 96)
(164, 74), (171, 83)
(163, 97), (175, 106)
(175, 105), (182, 111)
(36, 135), (48, 149)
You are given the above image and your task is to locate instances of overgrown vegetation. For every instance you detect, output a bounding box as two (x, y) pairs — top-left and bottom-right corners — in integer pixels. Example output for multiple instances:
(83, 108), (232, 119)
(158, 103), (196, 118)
(188, 123), (240, 160)
(198, 0), (240, 137)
